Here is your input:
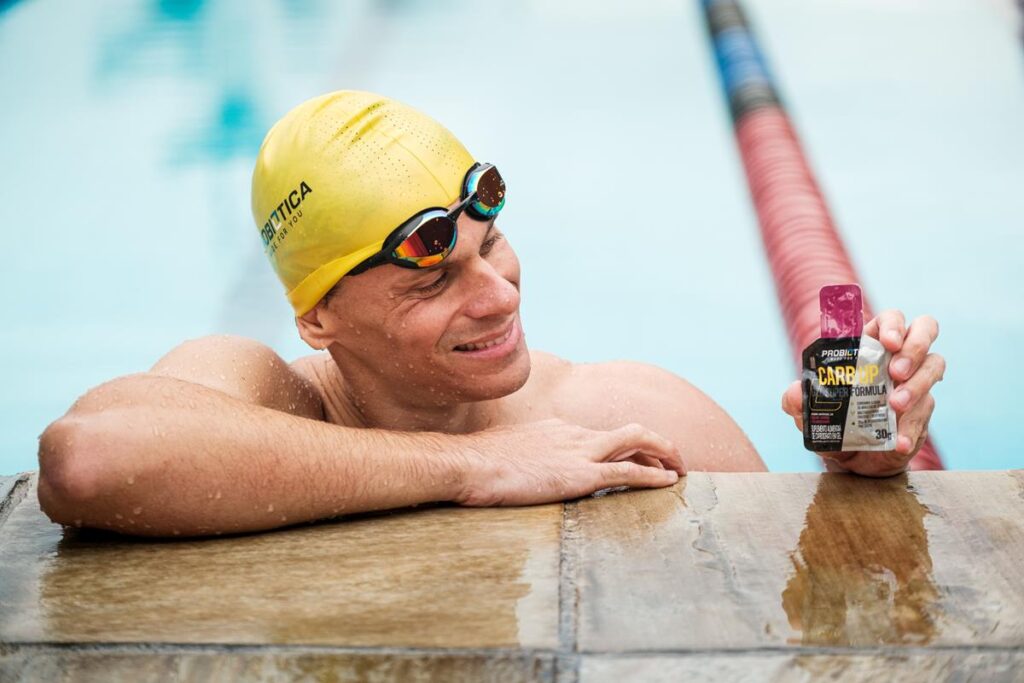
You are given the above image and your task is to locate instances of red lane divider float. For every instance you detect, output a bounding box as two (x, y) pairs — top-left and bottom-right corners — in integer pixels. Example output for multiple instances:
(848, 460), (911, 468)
(703, 0), (943, 469)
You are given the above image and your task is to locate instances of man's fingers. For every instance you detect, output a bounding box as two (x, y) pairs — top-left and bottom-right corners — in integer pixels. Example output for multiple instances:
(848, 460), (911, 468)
(781, 380), (804, 430)
(819, 393), (933, 476)
(600, 423), (687, 474)
(888, 316), (940, 382)
(864, 309), (907, 352)
(895, 392), (935, 455)
(781, 380), (801, 417)
(627, 452), (666, 470)
(819, 449), (857, 466)
(836, 449), (911, 478)
(889, 353), (945, 415)
(596, 461), (679, 490)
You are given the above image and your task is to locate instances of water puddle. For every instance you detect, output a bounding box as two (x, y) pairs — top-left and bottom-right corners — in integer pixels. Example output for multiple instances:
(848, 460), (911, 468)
(781, 473), (939, 646)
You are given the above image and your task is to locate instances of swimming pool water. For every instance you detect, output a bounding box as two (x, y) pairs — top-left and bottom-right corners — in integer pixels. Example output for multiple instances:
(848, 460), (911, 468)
(2, 0), (1021, 475)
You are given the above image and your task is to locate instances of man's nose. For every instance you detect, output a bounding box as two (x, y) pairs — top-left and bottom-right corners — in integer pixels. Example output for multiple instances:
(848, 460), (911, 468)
(461, 260), (519, 319)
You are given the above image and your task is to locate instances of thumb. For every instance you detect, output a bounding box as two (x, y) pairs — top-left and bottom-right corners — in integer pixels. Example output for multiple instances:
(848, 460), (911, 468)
(781, 380), (802, 417)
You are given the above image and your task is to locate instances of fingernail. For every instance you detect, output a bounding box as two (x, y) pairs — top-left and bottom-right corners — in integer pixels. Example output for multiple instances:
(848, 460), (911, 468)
(892, 388), (910, 408)
(898, 435), (912, 453)
(886, 330), (902, 344)
(893, 357), (911, 377)
(666, 470), (679, 482)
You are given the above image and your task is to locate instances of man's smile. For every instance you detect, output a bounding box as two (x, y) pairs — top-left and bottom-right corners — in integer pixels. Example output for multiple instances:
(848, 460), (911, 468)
(452, 317), (520, 357)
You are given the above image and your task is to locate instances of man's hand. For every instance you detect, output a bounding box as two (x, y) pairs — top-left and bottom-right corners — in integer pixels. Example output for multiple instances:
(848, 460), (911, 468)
(780, 310), (945, 477)
(452, 418), (686, 507)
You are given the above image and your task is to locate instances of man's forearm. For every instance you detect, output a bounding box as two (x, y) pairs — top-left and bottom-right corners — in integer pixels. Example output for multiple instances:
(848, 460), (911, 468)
(38, 374), (466, 537)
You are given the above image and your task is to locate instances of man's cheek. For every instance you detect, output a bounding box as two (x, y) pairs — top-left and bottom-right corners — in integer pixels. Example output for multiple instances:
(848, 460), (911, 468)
(401, 309), (455, 355)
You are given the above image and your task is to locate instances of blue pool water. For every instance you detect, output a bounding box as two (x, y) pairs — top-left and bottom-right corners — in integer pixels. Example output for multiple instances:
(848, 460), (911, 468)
(1, 0), (1022, 475)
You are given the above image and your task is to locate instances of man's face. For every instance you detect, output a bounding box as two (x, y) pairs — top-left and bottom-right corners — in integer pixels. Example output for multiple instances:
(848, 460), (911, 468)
(317, 199), (530, 404)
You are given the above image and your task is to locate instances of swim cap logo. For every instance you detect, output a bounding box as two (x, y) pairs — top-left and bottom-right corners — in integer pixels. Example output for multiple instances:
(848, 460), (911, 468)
(261, 180), (313, 253)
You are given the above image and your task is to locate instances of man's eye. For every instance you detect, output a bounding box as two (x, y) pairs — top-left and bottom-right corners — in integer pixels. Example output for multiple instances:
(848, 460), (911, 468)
(417, 272), (447, 293)
(480, 233), (503, 255)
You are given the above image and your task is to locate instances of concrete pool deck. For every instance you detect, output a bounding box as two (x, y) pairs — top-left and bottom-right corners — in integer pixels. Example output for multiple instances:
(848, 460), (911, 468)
(1, 470), (1022, 681)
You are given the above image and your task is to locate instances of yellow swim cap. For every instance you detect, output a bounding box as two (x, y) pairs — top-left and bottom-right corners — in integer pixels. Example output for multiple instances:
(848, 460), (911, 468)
(251, 90), (476, 316)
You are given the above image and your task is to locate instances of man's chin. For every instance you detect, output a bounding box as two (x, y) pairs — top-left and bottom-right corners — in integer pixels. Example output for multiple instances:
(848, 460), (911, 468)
(450, 344), (532, 401)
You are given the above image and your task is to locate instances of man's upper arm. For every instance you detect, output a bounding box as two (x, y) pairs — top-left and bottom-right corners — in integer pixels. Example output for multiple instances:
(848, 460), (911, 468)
(147, 334), (324, 420)
(565, 360), (767, 472)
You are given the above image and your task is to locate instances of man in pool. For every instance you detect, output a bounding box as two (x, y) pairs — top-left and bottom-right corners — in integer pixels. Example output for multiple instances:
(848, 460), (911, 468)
(36, 91), (945, 537)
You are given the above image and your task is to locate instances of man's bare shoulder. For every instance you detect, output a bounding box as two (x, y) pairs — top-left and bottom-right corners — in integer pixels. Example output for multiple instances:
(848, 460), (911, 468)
(145, 334), (324, 420)
(538, 356), (766, 472)
(526, 348), (575, 387)
(537, 357), (692, 424)
(290, 352), (331, 386)
(289, 352), (356, 425)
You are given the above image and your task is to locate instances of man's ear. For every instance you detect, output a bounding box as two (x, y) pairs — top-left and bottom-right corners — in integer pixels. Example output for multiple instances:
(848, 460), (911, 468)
(295, 302), (336, 351)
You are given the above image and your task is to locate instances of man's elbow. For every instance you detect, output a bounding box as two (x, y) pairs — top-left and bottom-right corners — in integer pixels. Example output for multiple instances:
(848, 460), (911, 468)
(37, 417), (107, 526)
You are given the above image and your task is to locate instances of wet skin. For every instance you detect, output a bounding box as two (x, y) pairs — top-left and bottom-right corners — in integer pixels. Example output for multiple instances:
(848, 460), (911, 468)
(34, 199), (944, 537)
(292, 196), (942, 478)
(289, 198), (768, 475)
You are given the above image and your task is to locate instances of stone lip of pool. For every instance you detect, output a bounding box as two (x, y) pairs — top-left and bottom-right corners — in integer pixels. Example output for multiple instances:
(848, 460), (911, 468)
(2, 469), (1023, 682)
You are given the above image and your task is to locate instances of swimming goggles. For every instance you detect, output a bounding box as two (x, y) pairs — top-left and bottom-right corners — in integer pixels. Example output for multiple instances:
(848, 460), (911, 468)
(347, 162), (506, 276)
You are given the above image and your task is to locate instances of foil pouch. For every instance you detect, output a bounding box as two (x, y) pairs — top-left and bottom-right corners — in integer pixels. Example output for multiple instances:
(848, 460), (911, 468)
(802, 284), (898, 452)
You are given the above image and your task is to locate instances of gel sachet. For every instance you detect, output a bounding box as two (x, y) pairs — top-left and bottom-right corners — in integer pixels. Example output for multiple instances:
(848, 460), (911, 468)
(802, 284), (898, 452)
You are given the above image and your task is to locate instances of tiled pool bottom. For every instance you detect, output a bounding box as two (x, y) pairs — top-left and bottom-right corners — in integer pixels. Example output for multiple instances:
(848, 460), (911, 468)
(1, 470), (1023, 681)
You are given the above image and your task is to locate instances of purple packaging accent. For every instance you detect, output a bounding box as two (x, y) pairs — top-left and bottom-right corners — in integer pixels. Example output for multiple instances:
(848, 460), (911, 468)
(820, 284), (864, 339)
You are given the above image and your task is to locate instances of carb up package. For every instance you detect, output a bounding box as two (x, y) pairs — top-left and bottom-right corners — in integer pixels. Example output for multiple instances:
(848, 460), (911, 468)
(802, 284), (898, 452)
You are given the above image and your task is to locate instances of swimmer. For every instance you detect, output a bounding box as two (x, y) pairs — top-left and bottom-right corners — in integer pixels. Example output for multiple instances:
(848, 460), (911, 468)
(35, 91), (945, 537)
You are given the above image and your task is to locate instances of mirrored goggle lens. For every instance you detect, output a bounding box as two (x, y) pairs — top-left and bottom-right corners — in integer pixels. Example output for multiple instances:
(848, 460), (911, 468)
(466, 165), (506, 216)
(392, 215), (457, 268)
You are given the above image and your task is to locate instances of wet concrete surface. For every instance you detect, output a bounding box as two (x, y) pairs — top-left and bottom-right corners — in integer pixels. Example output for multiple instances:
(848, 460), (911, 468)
(574, 471), (1024, 653)
(2, 470), (1023, 681)
(0, 476), (561, 650)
